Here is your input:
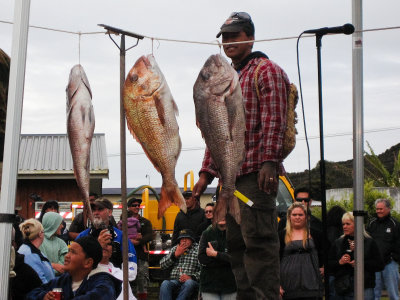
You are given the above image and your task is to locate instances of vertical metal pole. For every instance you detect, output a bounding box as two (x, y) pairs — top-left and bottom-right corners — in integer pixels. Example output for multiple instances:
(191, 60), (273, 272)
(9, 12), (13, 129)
(316, 35), (329, 297)
(119, 34), (129, 300)
(352, 0), (364, 299)
(0, 0), (30, 296)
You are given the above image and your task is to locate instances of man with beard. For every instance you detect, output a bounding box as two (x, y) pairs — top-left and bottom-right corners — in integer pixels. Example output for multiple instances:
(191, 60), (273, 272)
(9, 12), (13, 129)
(76, 198), (137, 280)
(193, 12), (290, 299)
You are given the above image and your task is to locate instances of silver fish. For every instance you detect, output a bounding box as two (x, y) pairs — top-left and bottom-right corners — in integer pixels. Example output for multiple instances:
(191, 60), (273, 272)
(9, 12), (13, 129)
(66, 64), (95, 225)
(193, 54), (246, 224)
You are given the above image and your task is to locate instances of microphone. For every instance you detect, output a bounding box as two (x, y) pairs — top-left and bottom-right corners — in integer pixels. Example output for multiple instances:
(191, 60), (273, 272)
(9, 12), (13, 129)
(304, 23), (355, 35)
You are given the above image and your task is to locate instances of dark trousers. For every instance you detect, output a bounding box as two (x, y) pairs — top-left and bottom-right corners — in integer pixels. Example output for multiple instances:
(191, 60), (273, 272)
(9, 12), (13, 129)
(226, 172), (280, 300)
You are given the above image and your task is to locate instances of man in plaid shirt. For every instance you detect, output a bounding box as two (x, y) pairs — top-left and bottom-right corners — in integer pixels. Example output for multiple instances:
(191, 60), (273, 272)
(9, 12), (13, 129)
(193, 12), (290, 300)
(159, 229), (200, 299)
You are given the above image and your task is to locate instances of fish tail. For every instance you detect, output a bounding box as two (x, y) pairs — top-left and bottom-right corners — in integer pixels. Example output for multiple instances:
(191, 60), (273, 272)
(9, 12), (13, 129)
(212, 188), (231, 226)
(158, 181), (186, 219)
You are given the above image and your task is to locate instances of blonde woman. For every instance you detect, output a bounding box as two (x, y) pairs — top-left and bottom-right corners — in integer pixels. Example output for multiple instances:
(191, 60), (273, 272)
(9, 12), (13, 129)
(18, 218), (55, 284)
(328, 212), (383, 299)
(279, 202), (323, 299)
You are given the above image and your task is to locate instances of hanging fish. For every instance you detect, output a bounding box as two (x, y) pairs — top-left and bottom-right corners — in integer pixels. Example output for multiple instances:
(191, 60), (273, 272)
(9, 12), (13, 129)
(66, 64), (95, 225)
(123, 54), (186, 219)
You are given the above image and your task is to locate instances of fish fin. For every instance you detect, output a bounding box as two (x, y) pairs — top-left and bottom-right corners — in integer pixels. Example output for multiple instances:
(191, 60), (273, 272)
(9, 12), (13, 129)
(153, 93), (166, 126)
(228, 195), (241, 224)
(158, 181), (187, 219)
(212, 188), (231, 226)
(172, 98), (179, 117)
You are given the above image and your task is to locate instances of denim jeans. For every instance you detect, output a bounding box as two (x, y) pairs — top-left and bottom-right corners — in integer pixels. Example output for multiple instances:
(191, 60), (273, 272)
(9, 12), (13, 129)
(159, 279), (198, 300)
(374, 260), (399, 300)
(226, 172), (280, 300)
(201, 292), (237, 300)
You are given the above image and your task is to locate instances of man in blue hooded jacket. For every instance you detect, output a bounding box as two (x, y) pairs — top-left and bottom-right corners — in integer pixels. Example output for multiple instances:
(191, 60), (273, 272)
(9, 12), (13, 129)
(26, 236), (121, 300)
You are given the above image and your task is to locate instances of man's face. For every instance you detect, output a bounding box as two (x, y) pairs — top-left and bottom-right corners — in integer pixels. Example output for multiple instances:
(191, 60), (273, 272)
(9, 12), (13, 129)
(179, 237), (193, 248)
(128, 202), (140, 215)
(295, 192), (311, 208)
(92, 206), (112, 225)
(205, 206), (214, 220)
(222, 31), (253, 62)
(376, 202), (391, 218)
(64, 242), (91, 274)
(184, 196), (196, 210)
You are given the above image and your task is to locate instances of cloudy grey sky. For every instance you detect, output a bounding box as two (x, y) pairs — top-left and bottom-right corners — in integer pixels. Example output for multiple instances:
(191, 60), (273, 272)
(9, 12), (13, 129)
(1, 0), (399, 189)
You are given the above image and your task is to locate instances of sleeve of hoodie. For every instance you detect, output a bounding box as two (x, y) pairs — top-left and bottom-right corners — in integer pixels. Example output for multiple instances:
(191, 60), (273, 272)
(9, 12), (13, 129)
(25, 278), (57, 300)
(74, 273), (119, 300)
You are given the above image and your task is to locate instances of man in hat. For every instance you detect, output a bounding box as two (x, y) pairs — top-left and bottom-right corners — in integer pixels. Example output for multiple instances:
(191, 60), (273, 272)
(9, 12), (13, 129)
(193, 12), (290, 299)
(76, 198), (137, 280)
(69, 193), (117, 241)
(159, 229), (201, 300)
(26, 236), (121, 299)
(171, 191), (207, 246)
(127, 197), (153, 300)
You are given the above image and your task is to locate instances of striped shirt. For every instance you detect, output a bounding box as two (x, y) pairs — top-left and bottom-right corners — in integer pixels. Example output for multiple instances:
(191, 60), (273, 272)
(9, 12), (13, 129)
(200, 54), (290, 178)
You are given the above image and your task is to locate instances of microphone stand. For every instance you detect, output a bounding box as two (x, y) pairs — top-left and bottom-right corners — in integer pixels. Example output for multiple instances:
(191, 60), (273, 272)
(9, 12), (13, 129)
(315, 33), (329, 298)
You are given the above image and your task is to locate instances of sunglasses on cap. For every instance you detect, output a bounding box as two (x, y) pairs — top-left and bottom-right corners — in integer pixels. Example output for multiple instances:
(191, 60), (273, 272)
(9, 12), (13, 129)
(229, 12), (252, 21)
(296, 198), (311, 203)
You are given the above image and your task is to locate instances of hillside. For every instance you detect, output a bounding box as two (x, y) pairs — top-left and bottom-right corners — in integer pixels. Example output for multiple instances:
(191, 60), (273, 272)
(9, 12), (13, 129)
(287, 142), (400, 200)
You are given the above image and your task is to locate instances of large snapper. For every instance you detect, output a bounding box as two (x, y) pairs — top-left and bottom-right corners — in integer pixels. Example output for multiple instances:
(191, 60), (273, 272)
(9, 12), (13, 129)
(193, 54), (246, 224)
(123, 55), (186, 218)
(66, 64), (95, 224)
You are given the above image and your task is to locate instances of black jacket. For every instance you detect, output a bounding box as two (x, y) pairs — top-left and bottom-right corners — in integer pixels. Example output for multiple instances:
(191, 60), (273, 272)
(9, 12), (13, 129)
(172, 206), (207, 246)
(367, 214), (400, 265)
(198, 225), (236, 294)
(328, 235), (384, 290)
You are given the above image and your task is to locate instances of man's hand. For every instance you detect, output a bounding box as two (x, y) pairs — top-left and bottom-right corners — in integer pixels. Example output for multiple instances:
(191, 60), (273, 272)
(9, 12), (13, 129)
(43, 292), (55, 300)
(97, 229), (112, 248)
(339, 254), (352, 265)
(175, 242), (189, 258)
(258, 161), (278, 194)
(179, 274), (192, 283)
(206, 242), (218, 257)
(193, 172), (212, 199)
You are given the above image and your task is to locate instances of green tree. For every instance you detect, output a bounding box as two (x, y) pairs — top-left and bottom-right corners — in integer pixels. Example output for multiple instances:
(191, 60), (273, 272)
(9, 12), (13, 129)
(365, 141), (400, 187)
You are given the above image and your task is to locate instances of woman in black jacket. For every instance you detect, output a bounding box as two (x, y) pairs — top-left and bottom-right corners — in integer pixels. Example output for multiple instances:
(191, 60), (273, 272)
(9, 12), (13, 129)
(328, 212), (384, 299)
(198, 219), (236, 299)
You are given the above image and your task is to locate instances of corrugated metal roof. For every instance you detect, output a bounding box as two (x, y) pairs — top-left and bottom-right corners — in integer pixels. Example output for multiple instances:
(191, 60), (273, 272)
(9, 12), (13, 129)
(18, 134), (108, 178)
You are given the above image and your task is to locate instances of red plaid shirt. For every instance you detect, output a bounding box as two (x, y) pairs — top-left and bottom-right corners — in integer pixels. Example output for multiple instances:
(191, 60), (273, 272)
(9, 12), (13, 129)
(200, 56), (290, 179)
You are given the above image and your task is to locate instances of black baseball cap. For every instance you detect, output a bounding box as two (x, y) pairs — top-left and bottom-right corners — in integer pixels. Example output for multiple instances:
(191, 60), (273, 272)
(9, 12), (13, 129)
(127, 197), (142, 207)
(182, 190), (193, 199)
(216, 12), (255, 38)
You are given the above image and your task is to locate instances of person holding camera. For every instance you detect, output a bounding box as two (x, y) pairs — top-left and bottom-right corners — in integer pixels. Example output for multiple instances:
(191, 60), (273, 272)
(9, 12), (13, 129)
(76, 198), (137, 281)
(328, 212), (383, 299)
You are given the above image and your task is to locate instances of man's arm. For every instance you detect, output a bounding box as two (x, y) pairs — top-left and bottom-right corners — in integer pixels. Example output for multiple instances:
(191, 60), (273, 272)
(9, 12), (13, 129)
(160, 245), (178, 270)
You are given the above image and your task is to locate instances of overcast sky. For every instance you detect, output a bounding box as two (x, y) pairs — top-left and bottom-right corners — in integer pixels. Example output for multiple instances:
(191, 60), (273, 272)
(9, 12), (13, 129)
(1, 0), (399, 189)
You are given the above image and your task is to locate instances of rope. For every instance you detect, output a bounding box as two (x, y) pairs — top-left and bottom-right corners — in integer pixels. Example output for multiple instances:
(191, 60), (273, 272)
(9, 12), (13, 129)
(1, 20), (400, 46)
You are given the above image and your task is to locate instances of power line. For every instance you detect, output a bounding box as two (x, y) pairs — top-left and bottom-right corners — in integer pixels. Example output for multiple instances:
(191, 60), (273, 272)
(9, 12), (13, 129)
(107, 126), (400, 158)
(1, 20), (400, 46)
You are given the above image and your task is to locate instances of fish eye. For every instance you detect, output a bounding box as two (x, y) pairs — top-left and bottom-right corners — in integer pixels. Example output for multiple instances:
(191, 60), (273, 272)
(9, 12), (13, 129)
(200, 71), (210, 81)
(130, 73), (139, 82)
